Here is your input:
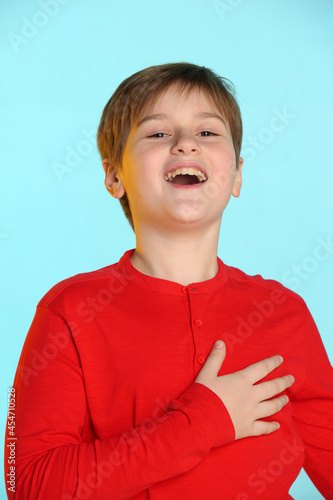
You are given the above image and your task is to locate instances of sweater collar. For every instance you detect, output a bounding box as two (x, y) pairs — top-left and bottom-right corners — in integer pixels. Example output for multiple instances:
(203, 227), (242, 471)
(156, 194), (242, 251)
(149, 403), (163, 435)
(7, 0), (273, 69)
(117, 249), (228, 294)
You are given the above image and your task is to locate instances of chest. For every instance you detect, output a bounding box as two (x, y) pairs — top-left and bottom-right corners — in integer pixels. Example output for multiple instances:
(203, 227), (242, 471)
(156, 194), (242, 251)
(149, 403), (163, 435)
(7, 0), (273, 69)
(74, 287), (305, 438)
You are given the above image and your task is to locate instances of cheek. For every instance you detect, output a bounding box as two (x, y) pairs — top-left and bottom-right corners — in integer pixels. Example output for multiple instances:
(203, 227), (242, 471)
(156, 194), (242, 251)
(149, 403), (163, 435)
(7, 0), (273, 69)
(207, 149), (237, 196)
(120, 150), (144, 188)
(120, 162), (154, 200)
(212, 144), (236, 173)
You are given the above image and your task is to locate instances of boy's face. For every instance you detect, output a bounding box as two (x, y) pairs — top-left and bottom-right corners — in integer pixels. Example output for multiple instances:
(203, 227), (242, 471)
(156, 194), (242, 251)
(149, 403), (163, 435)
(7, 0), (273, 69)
(104, 84), (243, 232)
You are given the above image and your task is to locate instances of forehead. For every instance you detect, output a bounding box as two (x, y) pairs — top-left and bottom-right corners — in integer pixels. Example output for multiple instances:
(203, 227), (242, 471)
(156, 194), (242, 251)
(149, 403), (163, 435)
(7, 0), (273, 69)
(134, 83), (223, 123)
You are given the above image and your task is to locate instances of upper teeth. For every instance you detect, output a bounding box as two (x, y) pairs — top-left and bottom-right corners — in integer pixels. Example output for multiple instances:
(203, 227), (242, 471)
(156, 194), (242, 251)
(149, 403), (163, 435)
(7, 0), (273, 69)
(164, 168), (207, 182)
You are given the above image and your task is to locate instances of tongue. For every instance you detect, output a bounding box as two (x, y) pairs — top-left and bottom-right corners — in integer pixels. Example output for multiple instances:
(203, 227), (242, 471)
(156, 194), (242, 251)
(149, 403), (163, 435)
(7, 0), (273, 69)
(171, 174), (199, 185)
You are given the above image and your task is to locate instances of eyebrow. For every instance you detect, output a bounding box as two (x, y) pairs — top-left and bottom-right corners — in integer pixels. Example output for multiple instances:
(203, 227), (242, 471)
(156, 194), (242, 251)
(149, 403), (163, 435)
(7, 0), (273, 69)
(136, 111), (226, 128)
(136, 113), (168, 127)
(197, 112), (227, 126)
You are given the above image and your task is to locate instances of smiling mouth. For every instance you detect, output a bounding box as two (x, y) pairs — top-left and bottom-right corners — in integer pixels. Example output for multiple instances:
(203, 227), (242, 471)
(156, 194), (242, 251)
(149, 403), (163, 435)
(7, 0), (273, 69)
(164, 167), (207, 185)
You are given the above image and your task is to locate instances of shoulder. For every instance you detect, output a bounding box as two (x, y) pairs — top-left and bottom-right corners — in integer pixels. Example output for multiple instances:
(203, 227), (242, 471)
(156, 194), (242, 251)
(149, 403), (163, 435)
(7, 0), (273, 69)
(222, 261), (307, 310)
(38, 262), (121, 309)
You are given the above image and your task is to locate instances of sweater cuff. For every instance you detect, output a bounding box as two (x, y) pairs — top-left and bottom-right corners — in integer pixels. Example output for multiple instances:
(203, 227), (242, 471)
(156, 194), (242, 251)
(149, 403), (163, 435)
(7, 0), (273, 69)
(171, 382), (235, 448)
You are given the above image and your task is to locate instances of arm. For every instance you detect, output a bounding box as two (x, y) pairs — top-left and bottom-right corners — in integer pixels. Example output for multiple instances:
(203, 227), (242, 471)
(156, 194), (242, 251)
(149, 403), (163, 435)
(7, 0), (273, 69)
(5, 306), (234, 500)
(4, 306), (292, 500)
(291, 308), (333, 499)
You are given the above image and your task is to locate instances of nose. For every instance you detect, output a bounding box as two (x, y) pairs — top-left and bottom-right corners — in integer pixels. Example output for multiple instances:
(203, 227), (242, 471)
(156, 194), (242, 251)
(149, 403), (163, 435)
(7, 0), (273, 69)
(171, 131), (201, 155)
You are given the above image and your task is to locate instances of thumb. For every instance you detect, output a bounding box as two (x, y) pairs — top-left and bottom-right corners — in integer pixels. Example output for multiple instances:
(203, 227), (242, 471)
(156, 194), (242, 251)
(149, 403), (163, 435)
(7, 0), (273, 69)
(208, 340), (226, 372)
(196, 341), (226, 382)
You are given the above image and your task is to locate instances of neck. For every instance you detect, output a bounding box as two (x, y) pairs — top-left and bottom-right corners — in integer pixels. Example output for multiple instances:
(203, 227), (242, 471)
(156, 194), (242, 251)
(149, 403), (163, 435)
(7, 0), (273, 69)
(130, 222), (221, 286)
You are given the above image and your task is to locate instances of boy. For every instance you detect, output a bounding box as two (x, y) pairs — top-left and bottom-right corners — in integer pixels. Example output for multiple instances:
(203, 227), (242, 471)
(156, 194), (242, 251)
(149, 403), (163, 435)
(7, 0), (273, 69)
(5, 63), (333, 499)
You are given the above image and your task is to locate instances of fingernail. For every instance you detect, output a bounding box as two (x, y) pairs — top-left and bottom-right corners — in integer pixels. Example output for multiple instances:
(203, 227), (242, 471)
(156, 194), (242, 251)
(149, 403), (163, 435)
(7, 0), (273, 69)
(214, 340), (224, 349)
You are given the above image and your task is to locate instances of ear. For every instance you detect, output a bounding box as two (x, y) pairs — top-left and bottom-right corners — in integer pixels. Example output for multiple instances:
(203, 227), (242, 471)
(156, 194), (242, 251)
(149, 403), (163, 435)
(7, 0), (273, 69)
(232, 157), (243, 198)
(102, 159), (126, 199)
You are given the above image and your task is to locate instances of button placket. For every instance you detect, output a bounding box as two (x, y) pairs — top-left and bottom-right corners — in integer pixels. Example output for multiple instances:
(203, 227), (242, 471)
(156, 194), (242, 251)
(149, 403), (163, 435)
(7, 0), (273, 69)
(194, 316), (204, 366)
(196, 354), (205, 365)
(182, 286), (206, 372)
(186, 291), (206, 369)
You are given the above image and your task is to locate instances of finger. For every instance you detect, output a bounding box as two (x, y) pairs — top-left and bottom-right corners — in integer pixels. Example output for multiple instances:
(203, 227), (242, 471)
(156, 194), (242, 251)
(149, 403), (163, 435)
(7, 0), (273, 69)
(257, 394), (290, 419)
(241, 355), (283, 384)
(256, 375), (295, 401)
(195, 341), (226, 381)
(251, 420), (281, 437)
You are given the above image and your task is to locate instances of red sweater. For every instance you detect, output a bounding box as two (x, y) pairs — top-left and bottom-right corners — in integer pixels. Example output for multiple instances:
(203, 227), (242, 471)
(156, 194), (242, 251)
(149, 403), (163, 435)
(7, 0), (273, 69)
(5, 250), (333, 500)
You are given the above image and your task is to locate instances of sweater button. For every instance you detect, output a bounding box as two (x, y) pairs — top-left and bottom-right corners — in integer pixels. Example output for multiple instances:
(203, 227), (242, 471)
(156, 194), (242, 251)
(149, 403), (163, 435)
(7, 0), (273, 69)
(194, 319), (203, 328)
(181, 286), (189, 295)
(197, 355), (205, 364)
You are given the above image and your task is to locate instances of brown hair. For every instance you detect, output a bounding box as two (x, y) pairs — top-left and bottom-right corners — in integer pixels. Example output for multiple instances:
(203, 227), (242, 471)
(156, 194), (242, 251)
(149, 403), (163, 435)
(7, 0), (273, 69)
(97, 62), (243, 230)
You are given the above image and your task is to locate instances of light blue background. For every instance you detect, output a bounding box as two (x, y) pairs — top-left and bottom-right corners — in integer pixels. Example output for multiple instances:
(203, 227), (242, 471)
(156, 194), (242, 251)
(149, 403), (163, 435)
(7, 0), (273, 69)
(1, 0), (332, 498)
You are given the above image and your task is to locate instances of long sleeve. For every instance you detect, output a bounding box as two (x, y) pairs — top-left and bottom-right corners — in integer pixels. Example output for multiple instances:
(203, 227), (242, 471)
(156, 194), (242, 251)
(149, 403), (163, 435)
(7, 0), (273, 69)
(292, 308), (333, 499)
(4, 305), (235, 500)
(5, 252), (333, 500)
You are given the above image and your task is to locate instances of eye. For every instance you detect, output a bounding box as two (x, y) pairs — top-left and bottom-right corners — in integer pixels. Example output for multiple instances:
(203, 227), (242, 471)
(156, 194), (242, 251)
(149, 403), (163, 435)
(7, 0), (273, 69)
(147, 132), (169, 138)
(198, 131), (218, 137)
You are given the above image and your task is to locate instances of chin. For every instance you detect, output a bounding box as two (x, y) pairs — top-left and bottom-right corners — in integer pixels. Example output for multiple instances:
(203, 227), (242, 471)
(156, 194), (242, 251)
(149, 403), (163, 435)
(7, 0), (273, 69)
(167, 211), (217, 228)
